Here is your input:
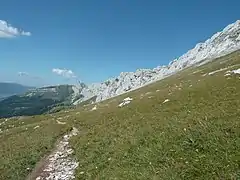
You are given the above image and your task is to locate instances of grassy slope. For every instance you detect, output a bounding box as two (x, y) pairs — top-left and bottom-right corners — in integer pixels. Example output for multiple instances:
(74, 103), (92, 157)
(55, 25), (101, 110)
(70, 51), (240, 179)
(0, 50), (239, 180)
(0, 115), (71, 180)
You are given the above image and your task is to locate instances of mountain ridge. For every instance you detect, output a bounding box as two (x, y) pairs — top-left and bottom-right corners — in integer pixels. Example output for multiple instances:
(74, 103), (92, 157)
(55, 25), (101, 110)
(0, 82), (33, 99)
(0, 84), (79, 118)
(72, 19), (240, 104)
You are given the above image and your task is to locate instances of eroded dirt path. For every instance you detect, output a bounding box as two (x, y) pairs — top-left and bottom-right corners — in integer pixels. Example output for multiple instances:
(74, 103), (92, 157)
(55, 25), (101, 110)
(27, 127), (79, 180)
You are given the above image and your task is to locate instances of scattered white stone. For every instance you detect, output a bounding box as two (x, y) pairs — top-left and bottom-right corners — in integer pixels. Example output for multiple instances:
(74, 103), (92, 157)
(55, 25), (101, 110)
(34, 126), (40, 129)
(163, 99), (170, 104)
(37, 128), (79, 180)
(56, 120), (66, 125)
(91, 105), (97, 111)
(123, 97), (133, 101)
(57, 117), (63, 120)
(118, 97), (133, 107)
(189, 85), (193, 87)
(76, 112), (80, 115)
(145, 92), (152, 95)
(232, 68), (240, 74)
(36, 176), (41, 180)
(156, 89), (160, 92)
(224, 73), (231, 76)
(118, 101), (131, 107)
(224, 68), (240, 77)
(80, 172), (84, 175)
(208, 64), (240, 76)
(148, 96), (154, 99)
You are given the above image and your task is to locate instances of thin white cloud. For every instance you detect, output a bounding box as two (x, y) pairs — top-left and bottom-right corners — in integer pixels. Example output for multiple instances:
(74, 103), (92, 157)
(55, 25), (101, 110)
(52, 68), (77, 78)
(18, 72), (42, 80)
(18, 72), (29, 77)
(0, 20), (31, 38)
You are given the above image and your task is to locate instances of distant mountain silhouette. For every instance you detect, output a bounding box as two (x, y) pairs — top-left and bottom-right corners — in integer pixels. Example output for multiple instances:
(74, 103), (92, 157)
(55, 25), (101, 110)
(0, 82), (33, 98)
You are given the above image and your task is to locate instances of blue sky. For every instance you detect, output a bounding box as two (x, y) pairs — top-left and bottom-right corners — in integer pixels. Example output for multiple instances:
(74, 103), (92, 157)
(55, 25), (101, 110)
(0, 0), (239, 87)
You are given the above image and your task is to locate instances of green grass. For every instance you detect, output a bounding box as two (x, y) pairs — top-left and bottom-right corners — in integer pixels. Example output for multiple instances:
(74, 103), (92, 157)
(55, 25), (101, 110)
(0, 115), (71, 180)
(0, 50), (240, 180)
(69, 51), (240, 179)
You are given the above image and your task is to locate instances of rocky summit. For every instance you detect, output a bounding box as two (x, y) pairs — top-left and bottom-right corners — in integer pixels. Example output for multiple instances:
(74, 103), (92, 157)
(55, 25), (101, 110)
(72, 20), (240, 104)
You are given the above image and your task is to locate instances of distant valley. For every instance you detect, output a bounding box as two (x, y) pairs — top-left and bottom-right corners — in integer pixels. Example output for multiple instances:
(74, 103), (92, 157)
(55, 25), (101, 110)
(0, 85), (82, 118)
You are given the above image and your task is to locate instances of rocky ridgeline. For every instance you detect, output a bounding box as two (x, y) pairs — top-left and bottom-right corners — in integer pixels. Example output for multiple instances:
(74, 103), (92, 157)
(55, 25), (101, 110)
(71, 20), (240, 105)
